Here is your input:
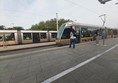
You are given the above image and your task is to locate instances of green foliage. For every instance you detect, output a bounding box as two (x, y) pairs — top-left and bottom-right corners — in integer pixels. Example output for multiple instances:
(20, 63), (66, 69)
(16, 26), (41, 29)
(0, 25), (5, 30)
(0, 25), (24, 30)
(30, 18), (71, 30)
(7, 26), (24, 30)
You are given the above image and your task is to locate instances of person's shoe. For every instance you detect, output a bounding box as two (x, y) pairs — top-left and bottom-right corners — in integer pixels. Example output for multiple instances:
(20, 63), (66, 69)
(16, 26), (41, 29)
(73, 47), (75, 48)
(96, 44), (99, 45)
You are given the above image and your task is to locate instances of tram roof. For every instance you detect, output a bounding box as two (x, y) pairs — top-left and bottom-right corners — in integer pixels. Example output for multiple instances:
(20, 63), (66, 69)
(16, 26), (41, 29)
(0, 30), (17, 33)
(20, 30), (48, 33)
(65, 22), (104, 29)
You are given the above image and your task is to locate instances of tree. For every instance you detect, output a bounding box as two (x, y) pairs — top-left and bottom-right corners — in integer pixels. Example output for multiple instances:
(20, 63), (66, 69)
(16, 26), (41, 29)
(0, 25), (5, 30)
(13, 26), (24, 30)
(30, 18), (71, 30)
(7, 26), (24, 30)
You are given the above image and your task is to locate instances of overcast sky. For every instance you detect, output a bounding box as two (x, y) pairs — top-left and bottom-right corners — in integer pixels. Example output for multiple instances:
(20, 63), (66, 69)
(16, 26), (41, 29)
(0, 0), (118, 29)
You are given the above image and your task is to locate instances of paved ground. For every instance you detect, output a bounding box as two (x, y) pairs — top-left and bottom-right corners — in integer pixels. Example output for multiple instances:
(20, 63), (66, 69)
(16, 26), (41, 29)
(0, 42), (56, 52)
(53, 43), (118, 83)
(0, 38), (118, 83)
(0, 45), (56, 60)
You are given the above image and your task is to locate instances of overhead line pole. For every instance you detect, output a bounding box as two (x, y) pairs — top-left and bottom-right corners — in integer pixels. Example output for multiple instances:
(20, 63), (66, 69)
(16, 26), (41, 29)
(99, 14), (106, 46)
(56, 13), (59, 32)
(115, 2), (118, 5)
(99, 14), (106, 26)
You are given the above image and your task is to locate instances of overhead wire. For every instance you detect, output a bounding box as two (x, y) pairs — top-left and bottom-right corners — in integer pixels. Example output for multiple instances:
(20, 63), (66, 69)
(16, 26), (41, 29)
(0, 7), (50, 20)
(0, 0), (101, 20)
(0, 0), (117, 28)
(60, 0), (118, 28)
(63, 0), (100, 16)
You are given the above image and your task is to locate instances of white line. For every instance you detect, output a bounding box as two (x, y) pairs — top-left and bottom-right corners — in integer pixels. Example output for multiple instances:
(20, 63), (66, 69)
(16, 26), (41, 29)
(41, 44), (118, 83)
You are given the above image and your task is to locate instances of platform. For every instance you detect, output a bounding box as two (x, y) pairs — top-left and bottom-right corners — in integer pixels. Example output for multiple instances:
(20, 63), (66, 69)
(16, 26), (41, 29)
(0, 42), (56, 53)
(0, 38), (118, 83)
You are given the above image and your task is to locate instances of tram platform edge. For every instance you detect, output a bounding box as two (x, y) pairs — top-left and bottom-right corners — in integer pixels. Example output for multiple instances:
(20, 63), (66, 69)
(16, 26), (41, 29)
(0, 42), (56, 53)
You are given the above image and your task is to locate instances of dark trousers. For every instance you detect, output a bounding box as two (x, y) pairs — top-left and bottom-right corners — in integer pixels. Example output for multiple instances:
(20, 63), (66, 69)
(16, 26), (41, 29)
(69, 39), (75, 48)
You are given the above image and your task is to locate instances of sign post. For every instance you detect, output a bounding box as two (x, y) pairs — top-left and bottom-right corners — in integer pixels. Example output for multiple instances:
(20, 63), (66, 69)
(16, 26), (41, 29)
(99, 14), (106, 46)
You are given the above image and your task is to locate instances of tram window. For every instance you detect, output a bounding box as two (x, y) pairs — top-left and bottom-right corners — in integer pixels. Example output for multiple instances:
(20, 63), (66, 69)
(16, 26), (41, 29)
(75, 27), (80, 35)
(51, 33), (57, 38)
(108, 29), (112, 35)
(81, 28), (87, 37)
(76, 30), (80, 35)
(89, 31), (93, 36)
(0, 34), (3, 41)
(5, 33), (15, 41)
(81, 28), (94, 37)
(40, 33), (47, 39)
(62, 28), (72, 39)
(57, 24), (65, 38)
(87, 29), (94, 37)
(114, 30), (117, 35)
(87, 30), (91, 37)
(23, 33), (32, 40)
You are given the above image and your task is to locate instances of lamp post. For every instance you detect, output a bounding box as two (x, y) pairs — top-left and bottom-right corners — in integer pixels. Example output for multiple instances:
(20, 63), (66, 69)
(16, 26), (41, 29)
(99, 14), (106, 46)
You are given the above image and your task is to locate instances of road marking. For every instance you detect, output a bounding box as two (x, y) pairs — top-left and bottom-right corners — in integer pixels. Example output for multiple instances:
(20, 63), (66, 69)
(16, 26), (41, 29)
(41, 43), (118, 83)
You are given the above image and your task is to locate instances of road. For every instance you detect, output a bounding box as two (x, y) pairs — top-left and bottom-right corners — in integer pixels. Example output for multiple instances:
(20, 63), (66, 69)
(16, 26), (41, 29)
(0, 45), (56, 56)
(0, 38), (118, 83)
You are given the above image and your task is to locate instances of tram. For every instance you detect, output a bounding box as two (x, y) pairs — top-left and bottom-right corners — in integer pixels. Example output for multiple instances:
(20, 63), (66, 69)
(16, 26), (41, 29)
(56, 22), (118, 45)
(0, 30), (57, 46)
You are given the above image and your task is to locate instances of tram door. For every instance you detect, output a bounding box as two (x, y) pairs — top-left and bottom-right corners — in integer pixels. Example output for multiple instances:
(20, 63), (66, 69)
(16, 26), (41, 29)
(32, 33), (40, 43)
(75, 27), (81, 43)
(75, 30), (80, 43)
(70, 26), (80, 43)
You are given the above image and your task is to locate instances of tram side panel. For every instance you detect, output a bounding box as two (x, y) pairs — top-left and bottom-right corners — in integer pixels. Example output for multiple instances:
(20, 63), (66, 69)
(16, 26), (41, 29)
(21, 31), (45, 44)
(32, 33), (40, 43)
(56, 26), (100, 45)
(0, 30), (57, 46)
(49, 31), (57, 42)
(106, 28), (111, 38)
(6, 33), (17, 45)
(17, 30), (22, 44)
(113, 29), (118, 38)
(59, 27), (73, 45)
(40, 31), (48, 42)
(21, 31), (33, 44)
(80, 27), (96, 42)
(0, 30), (18, 46)
(14, 32), (19, 44)
(0, 33), (3, 46)
(0, 33), (5, 46)
(106, 29), (117, 38)
(58, 27), (97, 45)
(20, 30), (55, 44)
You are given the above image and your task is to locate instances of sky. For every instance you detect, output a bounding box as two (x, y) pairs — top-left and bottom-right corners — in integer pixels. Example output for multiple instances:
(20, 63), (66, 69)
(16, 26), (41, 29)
(0, 0), (118, 29)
